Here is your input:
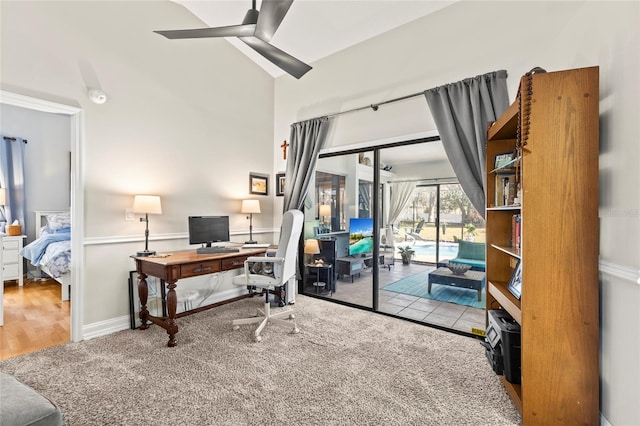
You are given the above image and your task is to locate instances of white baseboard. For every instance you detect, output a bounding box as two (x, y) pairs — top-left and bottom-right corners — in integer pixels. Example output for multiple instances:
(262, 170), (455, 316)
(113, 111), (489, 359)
(82, 315), (130, 340)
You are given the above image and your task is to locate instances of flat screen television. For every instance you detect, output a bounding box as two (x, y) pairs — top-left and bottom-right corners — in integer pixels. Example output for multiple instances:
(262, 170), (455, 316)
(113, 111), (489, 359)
(348, 217), (374, 256)
(188, 216), (230, 247)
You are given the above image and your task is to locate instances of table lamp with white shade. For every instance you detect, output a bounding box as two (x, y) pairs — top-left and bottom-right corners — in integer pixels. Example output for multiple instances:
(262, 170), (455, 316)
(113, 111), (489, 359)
(133, 195), (162, 257)
(304, 238), (321, 264)
(319, 204), (331, 233)
(241, 199), (261, 244)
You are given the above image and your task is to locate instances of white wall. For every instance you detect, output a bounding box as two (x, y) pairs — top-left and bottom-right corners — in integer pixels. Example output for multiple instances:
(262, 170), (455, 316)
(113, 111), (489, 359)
(0, 104), (70, 245)
(1, 1), (276, 326)
(273, 1), (639, 424)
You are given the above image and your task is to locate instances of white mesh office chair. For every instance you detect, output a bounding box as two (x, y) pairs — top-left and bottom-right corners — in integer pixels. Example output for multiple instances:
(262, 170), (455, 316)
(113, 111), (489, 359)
(231, 209), (304, 342)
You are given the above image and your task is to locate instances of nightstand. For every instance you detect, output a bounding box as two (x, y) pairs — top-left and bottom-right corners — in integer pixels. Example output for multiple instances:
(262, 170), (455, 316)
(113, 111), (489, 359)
(1, 234), (26, 286)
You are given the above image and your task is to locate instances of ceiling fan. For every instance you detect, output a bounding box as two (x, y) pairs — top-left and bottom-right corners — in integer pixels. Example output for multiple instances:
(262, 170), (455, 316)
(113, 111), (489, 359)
(154, 0), (312, 79)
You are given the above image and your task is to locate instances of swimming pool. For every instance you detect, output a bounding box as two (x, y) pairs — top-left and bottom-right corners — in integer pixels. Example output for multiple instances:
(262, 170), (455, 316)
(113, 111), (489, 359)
(405, 242), (459, 260)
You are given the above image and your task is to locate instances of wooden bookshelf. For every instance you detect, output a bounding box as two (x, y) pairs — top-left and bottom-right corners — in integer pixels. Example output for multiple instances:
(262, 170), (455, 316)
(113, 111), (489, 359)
(484, 66), (600, 424)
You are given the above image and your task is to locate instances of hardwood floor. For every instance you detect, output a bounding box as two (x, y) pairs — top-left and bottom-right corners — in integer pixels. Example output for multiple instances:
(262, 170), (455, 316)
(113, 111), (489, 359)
(1, 278), (70, 361)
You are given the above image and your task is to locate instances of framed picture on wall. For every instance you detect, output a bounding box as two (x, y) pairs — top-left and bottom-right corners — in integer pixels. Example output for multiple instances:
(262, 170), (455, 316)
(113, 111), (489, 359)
(276, 172), (285, 196)
(250, 173), (269, 195)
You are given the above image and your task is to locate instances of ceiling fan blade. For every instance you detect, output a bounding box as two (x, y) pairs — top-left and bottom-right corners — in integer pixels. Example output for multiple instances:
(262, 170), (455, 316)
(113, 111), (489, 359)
(240, 36), (311, 79)
(255, 0), (294, 41)
(154, 24), (256, 40)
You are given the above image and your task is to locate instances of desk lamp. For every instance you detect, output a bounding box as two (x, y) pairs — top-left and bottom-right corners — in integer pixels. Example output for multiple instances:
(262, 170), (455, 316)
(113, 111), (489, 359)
(241, 199), (261, 244)
(133, 195), (162, 257)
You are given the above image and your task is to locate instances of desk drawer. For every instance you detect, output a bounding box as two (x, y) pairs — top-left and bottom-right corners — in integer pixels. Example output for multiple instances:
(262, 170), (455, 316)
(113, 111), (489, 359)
(222, 255), (251, 271)
(180, 260), (221, 278)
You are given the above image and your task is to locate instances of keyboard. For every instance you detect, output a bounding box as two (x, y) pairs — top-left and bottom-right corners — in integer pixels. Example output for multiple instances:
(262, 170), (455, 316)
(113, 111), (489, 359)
(196, 247), (240, 254)
(242, 243), (271, 249)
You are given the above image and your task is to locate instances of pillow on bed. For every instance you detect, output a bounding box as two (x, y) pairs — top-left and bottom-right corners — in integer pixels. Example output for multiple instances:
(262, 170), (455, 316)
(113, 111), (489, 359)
(46, 212), (71, 232)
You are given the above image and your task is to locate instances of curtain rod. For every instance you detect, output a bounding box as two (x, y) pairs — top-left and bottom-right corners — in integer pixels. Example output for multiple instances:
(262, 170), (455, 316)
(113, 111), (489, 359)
(322, 90), (426, 120)
(3, 136), (27, 143)
(388, 176), (458, 184)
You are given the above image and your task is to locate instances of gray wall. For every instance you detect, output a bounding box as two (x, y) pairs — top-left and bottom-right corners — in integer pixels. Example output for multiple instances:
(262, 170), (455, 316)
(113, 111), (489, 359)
(273, 2), (639, 425)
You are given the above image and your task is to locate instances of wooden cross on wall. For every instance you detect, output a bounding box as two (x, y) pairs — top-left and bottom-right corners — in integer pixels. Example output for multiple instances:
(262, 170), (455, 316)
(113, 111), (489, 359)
(280, 140), (289, 160)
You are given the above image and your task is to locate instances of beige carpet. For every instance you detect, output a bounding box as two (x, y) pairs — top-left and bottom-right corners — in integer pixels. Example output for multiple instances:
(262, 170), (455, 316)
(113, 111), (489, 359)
(0, 295), (520, 425)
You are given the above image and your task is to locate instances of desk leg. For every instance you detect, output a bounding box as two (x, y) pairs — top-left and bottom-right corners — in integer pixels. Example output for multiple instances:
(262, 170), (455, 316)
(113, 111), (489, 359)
(165, 279), (178, 347)
(137, 272), (149, 330)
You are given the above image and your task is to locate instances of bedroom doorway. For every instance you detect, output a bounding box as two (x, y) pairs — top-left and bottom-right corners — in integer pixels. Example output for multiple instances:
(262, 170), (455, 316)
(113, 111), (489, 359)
(0, 90), (84, 350)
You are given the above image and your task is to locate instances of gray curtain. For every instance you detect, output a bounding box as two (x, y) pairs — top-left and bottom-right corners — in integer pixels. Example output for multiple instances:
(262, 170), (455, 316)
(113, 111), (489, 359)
(283, 117), (330, 212)
(424, 70), (509, 217)
(0, 136), (27, 234)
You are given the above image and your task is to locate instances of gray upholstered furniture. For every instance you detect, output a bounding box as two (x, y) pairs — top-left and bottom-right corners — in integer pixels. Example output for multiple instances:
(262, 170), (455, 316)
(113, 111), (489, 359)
(0, 372), (64, 425)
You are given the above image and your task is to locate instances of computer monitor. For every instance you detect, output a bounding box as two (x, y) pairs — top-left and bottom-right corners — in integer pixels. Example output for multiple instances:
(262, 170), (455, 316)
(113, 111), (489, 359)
(188, 216), (230, 247)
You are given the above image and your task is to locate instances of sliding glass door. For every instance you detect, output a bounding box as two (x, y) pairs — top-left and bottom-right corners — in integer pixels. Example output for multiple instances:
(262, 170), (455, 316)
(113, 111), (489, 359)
(300, 139), (486, 336)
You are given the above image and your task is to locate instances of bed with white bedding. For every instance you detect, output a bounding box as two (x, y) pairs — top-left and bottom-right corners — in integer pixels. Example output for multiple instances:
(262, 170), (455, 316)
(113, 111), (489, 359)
(20, 211), (71, 301)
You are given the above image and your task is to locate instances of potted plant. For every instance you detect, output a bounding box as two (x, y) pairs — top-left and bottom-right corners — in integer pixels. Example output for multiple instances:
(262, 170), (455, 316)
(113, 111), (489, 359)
(398, 245), (415, 265)
(464, 223), (477, 241)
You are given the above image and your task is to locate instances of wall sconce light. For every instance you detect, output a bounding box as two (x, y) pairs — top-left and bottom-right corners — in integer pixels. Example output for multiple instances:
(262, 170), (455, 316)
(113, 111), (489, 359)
(133, 195), (162, 257)
(241, 199), (261, 244)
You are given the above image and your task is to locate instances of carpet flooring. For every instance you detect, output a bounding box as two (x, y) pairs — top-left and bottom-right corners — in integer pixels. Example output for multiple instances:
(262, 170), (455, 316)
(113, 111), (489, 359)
(382, 270), (485, 309)
(0, 295), (518, 425)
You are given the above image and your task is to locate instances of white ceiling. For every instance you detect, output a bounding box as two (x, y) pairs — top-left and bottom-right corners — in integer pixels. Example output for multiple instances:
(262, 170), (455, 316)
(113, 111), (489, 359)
(174, 0), (458, 78)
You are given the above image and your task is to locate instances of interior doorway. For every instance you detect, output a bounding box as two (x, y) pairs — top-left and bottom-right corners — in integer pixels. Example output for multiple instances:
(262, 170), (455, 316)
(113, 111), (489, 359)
(0, 90), (84, 351)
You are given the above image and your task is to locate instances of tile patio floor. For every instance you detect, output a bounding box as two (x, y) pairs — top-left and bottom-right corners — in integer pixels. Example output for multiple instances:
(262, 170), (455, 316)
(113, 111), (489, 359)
(303, 261), (486, 336)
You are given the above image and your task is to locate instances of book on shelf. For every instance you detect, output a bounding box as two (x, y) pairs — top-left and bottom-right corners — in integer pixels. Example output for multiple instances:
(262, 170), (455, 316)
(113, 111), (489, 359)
(511, 214), (521, 248)
(495, 173), (517, 207)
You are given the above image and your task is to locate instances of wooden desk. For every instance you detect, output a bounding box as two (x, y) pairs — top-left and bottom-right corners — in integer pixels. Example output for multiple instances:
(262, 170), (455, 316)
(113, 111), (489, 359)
(133, 247), (268, 347)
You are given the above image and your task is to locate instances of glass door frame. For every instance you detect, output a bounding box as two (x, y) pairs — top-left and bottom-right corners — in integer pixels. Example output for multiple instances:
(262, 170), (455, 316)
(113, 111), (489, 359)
(302, 136), (441, 312)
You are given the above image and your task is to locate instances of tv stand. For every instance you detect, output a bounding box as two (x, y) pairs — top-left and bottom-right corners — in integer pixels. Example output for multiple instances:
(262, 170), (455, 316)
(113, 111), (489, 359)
(336, 254), (384, 282)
